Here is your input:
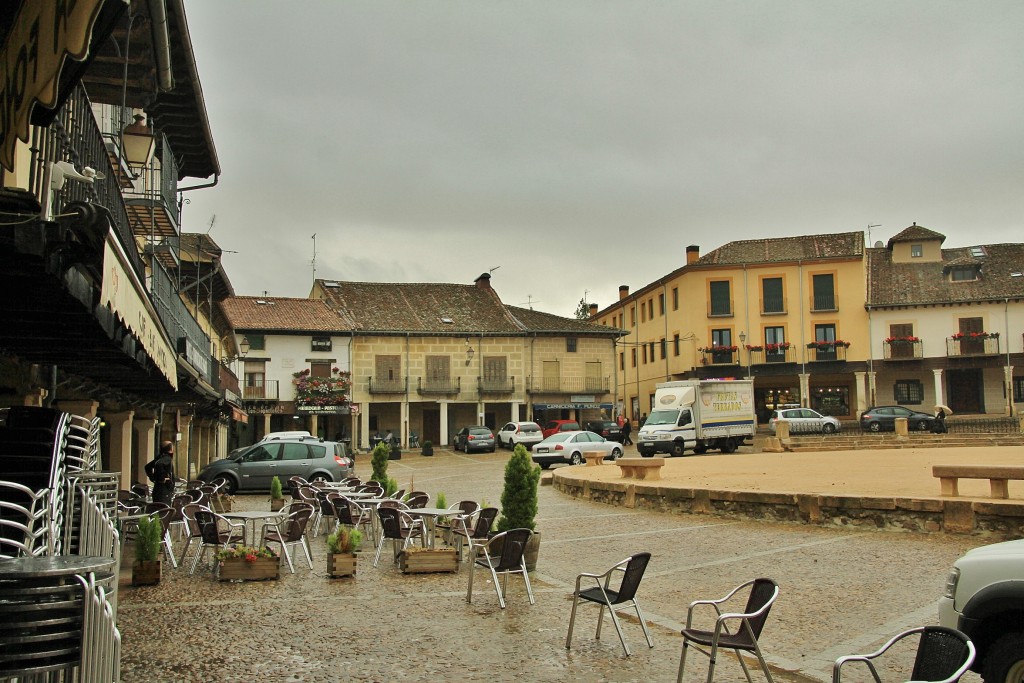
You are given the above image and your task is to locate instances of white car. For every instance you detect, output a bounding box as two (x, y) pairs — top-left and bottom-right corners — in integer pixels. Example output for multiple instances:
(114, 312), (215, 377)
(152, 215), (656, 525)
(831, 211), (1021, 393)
(768, 408), (841, 435)
(531, 430), (624, 469)
(496, 421), (543, 449)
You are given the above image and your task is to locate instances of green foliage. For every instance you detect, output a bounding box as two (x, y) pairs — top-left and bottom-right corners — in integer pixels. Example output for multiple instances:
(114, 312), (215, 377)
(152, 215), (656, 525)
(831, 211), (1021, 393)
(327, 527), (363, 554)
(135, 514), (162, 562)
(496, 444), (540, 532)
(422, 440), (432, 448)
(435, 492), (447, 509)
(269, 475), (283, 500)
(370, 441), (390, 483)
(384, 477), (398, 497)
(574, 296), (590, 319)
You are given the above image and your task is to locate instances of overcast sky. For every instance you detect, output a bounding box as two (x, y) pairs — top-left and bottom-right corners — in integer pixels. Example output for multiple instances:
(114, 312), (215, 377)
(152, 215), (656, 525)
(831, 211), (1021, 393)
(183, 2), (1024, 318)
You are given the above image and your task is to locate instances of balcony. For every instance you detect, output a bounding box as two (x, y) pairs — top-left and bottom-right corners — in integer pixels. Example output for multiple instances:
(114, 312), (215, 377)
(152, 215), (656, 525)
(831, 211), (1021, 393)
(124, 133), (180, 247)
(707, 299), (734, 317)
(946, 335), (1000, 358)
(479, 377), (515, 394)
(700, 347), (739, 366)
(526, 377), (611, 394)
(883, 338), (923, 361)
(747, 345), (793, 365)
(418, 377), (461, 396)
(810, 293), (837, 312)
(150, 260), (216, 386)
(807, 342), (849, 362)
(242, 380), (279, 401)
(369, 377), (408, 394)
(760, 296), (787, 315)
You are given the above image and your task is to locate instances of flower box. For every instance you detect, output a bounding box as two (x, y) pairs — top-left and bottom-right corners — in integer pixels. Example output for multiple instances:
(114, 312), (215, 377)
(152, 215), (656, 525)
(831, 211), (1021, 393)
(218, 557), (280, 582)
(211, 496), (233, 513)
(132, 560), (161, 586)
(327, 552), (357, 578)
(399, 548), (458, 574)
(270, 497), (285, 512)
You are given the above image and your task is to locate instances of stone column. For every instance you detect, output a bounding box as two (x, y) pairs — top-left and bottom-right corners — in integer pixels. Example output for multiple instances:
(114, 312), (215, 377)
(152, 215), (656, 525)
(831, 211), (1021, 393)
(439, 401), (450, 446)
(868, 371), (878, 407)
(798, 373), (810, 408)
(511, 400), (521, 423)
(360, 408), (370, 451)
(56, 400), (99, 421)
(133, 418), (157, 485)
(932, 369), (944, 408)
(178, 414), (193, 481)
(262, 413), (272, 439)
(105, 410), (134, 490)
(309, 415), (319, 439)
(854, 371), (867, 416)
(400, 400), (409, 446)
(1005, 365), (1015, 416)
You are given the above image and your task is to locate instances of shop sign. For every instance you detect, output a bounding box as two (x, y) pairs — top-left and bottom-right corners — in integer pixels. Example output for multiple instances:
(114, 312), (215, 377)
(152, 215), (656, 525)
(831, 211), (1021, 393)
(571, 395), (596, 403)
(296, 404), (351, 415)
(0, 0), (111, 171)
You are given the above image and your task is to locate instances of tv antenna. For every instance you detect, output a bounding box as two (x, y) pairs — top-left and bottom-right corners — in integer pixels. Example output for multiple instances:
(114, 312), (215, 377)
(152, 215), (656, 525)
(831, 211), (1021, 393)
(521, 294), (541, 310)
(311, 233), (317, 281)
(489, 265), (501, 274)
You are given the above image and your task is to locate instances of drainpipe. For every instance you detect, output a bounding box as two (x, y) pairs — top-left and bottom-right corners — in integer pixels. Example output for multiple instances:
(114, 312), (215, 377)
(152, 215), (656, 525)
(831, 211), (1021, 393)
(1006, 298), (1014, 416)
(663, 282), (670, 381)
(147, 0), (174, 91)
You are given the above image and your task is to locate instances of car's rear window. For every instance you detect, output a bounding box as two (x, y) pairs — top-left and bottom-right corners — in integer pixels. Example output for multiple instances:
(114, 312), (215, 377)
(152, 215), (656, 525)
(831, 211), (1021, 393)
(520, 424), (540, 432)
(470, 428), (492, 436)
(561, 422), (580, 431)
(543, 433), (573, 443)
(308, 444), (326, 458)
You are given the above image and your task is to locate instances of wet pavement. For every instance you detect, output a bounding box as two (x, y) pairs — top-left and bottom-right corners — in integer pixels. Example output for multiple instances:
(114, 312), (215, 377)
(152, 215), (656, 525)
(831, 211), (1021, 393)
(117, 446), (983, 683)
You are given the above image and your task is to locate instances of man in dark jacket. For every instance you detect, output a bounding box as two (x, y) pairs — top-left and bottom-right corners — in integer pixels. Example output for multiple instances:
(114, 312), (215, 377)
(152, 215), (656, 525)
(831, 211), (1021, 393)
(621, 418), (633, 445)
(144, 441), (176, 505)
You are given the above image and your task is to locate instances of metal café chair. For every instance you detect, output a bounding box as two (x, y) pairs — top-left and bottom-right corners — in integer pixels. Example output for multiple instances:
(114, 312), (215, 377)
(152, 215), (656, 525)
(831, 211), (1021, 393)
(832, 626), (975, 683)
(450, 506), (497, 562)
(466, 528), (535, 609)
(189, 509), (245, 575)
(373, 506), (424, 567)
(261, 502), (314, 573)
(566, 552), (654, 656)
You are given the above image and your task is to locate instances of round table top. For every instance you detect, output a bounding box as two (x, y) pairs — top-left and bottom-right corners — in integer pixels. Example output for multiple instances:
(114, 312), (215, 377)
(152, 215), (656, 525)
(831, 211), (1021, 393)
(221, 510), (286, 520)
(0, 555), (115, 578)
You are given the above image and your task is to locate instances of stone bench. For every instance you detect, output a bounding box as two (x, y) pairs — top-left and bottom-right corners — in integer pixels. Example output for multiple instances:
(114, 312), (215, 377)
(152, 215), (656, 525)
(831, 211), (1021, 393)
(617, 457), (665, 481)
(583, 451), (608, 467)
(932, 464), (1024, 499)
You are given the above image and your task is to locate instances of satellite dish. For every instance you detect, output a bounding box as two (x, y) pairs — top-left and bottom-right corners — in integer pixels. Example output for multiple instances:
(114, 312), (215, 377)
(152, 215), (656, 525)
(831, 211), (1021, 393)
(874, 241), (884, 249)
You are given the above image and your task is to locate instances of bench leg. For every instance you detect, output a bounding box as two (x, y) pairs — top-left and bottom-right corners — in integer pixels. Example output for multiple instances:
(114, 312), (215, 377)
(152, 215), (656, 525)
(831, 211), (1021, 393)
(618, 467), (634, 479)
(635, 468), (647, 481)
(939, 477), (959, 497)
(646, 468), (662, 481)
(990, 479), (1009, 499)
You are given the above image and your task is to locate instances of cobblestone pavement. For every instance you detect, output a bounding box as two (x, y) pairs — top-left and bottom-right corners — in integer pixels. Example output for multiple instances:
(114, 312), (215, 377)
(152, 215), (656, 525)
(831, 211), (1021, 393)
(118, 447), (981, 683)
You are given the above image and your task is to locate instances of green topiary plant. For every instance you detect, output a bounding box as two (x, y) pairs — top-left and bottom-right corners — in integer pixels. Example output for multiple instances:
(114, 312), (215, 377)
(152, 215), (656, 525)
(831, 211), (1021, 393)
(496, 444), (541, 532)
(370, 441), (390, 483)
(327, 527), (363, 554)
(384, 476), (398, 497)
(269, 475), (283, 500)
(135, 514), (162, 562)
(435, 492), (447, 509)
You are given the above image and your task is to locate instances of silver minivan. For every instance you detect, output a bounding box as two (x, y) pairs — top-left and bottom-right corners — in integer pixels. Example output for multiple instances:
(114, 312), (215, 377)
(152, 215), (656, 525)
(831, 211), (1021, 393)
(197, 437), (352, 493)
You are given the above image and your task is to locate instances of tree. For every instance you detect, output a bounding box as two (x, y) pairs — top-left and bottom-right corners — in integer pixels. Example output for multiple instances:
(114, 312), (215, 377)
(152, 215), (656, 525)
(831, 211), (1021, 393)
(369, 441), (390, 483)
(574, 297), (589, 320)
(496, 444), (540, 532)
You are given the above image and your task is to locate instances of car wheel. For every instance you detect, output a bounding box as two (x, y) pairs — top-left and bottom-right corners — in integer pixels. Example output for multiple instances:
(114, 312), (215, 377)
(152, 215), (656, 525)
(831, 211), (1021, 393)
(570, 452), (583, 466)
(539, 463), (550, 470)
(309, 473), (331, 484)
(822, 423), (837, 434)
(611, 447), (623, 460)
(211, 474), (236, 495)
(489, 446), (496, 453)
(868, 422), (882, 432)
(917, 420), (931, 431)
(981, 632), (1024, 683)
(671, 441), (686, 457)
(693, 444), (708, 455)
(720, 439), (737, 454)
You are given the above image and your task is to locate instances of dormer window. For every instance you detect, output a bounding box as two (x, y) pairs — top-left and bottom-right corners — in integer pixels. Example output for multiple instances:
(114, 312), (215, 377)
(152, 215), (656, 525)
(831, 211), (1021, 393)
(950, 266), (979, 282)
(911, 244), (923, 258)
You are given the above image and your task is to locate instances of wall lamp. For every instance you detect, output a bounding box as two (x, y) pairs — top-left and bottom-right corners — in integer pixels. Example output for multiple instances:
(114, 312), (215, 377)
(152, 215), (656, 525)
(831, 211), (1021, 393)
(121, 113), (156, 169)
(239, 336), (251, 358)
(465, 338), (475, 365)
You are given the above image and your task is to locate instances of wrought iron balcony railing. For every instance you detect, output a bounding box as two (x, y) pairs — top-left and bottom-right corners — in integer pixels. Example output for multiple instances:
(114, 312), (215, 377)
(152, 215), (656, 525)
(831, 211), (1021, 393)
(700, 349), (738, 366)
(479, 377), (515, 394)
(747, 347), (792, 365)
(810, 294), (837, 312)
(242, 380), (279, 401)
(707, 299), (733, 317)
(526, 377), (611, 394)
(368, 377), (407, 394)
(806, 344), (848, 362)
(150, 260), (216, 385)
(418, 377), (461, 395)
(760, 296), (787, 315)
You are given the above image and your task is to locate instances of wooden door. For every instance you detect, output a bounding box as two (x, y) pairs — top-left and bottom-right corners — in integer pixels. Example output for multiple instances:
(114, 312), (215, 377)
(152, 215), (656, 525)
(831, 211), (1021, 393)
(947, 369), (983, 413)
(889, 323), (914, 359)
(959, 317), (984, 355)
(422, 409), (440, 445)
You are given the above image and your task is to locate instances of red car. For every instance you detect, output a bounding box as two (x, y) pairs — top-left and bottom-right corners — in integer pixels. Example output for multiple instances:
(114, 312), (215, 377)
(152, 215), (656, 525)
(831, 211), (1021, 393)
(542, 419), (580, 439)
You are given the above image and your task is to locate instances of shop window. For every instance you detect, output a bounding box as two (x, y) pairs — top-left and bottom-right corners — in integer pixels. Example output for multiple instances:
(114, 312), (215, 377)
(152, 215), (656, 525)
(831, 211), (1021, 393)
(894, 380), (924, 405)
(810, 386), (850, 417)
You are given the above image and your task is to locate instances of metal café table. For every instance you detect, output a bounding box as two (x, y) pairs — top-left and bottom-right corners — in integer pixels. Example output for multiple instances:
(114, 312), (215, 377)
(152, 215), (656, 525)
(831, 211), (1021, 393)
(221, 510), (285, 546)
(0, 555), (116, 681)
(404, 507), (460, 549)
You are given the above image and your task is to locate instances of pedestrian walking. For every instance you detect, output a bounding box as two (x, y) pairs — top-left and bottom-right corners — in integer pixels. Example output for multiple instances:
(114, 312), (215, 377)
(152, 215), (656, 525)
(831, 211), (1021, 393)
(621, 418), (632, 445)
(932, 408), (948, 434)
(144, 440), (176, 505)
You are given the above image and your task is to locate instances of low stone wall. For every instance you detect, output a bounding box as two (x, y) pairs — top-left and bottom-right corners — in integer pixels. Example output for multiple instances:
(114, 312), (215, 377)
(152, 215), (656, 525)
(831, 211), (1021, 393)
(553, 474), (1024, 539)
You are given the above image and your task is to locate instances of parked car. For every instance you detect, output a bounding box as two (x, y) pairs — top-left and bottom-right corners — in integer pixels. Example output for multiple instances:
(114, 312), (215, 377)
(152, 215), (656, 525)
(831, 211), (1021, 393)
(496, 421), (543, 449)
(258, 430), (312, 442)
(454, 425), (496, 452)
(583, 420), (624, 443)
(768, 408), (841, 435)
(542, 419), (580, 439)
(859, 406), (935, 432)
(197, 437), (352, 494)
(531, 430), (623, 469)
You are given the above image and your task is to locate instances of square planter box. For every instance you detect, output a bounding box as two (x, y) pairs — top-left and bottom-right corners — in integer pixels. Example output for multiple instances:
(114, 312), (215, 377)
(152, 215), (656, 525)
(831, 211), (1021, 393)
(270, 498), (286, 512)
(327, 552), (357, 578)
(211, 497), (233, 513)
(218, 557), (279, 581)
(132, 560), (161, 586)
(399, 548), (458, 574)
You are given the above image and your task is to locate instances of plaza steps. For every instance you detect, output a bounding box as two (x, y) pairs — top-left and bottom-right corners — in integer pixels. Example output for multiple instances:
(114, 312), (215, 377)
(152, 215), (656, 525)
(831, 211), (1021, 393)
(781, 432), (1024, 452)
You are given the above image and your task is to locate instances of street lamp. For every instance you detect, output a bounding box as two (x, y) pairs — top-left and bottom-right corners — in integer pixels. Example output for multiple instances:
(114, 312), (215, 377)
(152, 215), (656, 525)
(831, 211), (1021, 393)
(239, 336), (251, 358)
(738, 331), (751, 379)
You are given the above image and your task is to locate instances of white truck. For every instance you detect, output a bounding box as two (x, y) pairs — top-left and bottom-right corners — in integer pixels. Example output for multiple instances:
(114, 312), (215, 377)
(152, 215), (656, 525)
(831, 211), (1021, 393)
(636, 379), (756, 457)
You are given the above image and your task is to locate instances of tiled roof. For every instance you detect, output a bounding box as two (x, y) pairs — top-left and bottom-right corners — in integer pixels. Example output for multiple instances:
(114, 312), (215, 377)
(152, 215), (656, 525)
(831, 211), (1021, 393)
(316, 280), (524, 334)
(219, 296), (353, 332)
(868, 243), (1024, 306)
(886, 223), (946, 248)
(695, 231), (864, 266)
(506, 306), (624, 336)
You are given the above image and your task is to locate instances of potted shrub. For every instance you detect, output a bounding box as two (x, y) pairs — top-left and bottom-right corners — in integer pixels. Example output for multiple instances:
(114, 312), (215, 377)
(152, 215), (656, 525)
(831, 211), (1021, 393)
(132, 514), (162, 586)
(421, 439), (434, 456)
(269, 475), (285, 512)
(326, 526), (363, 578)
(369, 441), (389, 487)
(496, 444), (542, 571)
(216, 545), (280, 581)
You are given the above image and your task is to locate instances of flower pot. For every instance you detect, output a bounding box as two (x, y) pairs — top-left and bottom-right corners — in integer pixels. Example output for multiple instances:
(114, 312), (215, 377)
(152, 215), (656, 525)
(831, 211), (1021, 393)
(327, 552), (357, 578)
(388, 449), (402, 460)
(218, 557), (279, 582)
(132, 560), (161, 586)
(270, 497), (285, 512)
(421, 445), (434, 456)
(399, 548), (458, 574)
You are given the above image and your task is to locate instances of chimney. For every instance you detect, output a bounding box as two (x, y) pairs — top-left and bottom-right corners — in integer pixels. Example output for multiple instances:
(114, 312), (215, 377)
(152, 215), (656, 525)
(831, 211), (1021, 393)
(686, 245), (700, 265)
(474, 272), (491, 290)
(588, 303), (598, 318)
(618, 285), (629, 300)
